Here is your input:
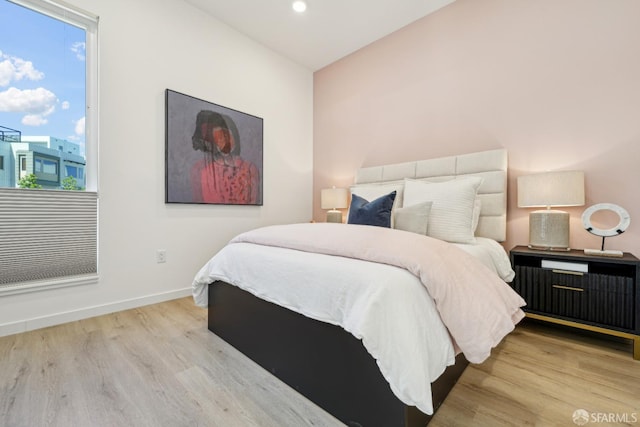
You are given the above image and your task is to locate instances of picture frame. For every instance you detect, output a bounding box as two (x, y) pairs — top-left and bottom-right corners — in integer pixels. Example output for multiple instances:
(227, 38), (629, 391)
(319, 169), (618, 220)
(165, 89), (263, 205)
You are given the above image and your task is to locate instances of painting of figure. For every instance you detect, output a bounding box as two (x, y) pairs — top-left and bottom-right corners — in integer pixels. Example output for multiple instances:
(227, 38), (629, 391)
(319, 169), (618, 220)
(165, 89), (263, 205)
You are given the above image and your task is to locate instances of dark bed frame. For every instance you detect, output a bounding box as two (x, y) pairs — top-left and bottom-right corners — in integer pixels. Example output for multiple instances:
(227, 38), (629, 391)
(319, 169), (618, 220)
(208, 280), (469, 427)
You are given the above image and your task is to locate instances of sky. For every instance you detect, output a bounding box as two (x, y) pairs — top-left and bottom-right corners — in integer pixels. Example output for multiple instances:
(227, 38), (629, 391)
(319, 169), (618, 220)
(0, 0), (86, 149)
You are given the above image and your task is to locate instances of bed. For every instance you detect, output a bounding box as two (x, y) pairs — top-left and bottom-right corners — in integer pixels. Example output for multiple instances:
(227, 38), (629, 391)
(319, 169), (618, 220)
(192, 148), (525, 427)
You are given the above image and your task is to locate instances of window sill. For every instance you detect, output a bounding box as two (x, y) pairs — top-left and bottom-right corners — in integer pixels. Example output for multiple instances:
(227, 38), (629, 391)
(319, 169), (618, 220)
(0, 275), (99, 297)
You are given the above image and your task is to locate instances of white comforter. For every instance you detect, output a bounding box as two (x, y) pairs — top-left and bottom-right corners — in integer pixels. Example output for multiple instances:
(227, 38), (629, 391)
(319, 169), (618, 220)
(192, 223), (524, 415)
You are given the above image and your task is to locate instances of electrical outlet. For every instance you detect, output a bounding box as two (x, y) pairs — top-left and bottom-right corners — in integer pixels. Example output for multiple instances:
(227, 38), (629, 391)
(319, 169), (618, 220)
(156, 249), (167, 263)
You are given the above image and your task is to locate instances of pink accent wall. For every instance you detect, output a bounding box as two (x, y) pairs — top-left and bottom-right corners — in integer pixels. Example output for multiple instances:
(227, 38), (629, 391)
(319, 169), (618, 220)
(313, 0), (640, 254)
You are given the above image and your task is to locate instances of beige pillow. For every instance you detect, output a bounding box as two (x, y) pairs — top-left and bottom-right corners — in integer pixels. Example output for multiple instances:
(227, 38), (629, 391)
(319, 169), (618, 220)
(393, 201), (433, 235)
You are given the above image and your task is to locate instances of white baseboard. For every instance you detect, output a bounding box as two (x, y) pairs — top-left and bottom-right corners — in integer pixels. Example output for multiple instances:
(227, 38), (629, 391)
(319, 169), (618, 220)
(0, 288), (193, 338)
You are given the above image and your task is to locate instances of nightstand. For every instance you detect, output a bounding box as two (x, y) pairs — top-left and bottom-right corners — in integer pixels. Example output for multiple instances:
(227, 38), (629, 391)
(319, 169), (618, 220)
(509, 246), (640, 360)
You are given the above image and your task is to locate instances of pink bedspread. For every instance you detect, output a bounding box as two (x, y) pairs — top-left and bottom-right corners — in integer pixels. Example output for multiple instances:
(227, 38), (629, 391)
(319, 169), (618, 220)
(231, 222), (525, 364)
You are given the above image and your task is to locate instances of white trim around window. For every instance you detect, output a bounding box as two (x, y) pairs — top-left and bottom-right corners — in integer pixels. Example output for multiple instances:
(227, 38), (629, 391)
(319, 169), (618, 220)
(3, 0), (100, 295)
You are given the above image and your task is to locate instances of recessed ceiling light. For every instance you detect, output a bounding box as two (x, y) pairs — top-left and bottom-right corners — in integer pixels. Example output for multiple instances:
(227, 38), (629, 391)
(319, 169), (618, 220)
(292, 1), (307, 13)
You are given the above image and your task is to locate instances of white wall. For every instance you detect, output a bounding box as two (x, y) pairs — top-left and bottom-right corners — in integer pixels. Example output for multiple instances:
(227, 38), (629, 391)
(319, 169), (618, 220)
(0, 0), (313, 335)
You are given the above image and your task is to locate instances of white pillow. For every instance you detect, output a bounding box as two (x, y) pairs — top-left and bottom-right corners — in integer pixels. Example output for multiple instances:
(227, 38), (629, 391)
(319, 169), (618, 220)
(403, 177), (483, 243)
(472, 198), (482, 233)
(349, 182), (404, 227)
(393, 201), (433, 235)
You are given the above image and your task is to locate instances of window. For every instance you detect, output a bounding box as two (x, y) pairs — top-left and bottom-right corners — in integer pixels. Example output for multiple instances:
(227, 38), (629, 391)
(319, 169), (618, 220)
(0, 0), (98, 294)
(35, 157), (56, 174)
(1, 0), (98, 190)
(34, 155), (58, 181)
(64, 164), (84, 180)
(18, 154), (27, 179)
(0, 155), (3, 170)
(65, 164), (78, 178)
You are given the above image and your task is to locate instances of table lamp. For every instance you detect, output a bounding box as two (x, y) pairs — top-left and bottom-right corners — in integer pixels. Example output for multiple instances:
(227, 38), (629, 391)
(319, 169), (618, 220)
(321, 187), (348, 223)
(517, 171), (585, 251)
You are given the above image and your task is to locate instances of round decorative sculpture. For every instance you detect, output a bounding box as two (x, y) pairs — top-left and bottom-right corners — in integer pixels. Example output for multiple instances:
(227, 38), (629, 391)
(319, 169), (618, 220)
(582, 203), (630, 237)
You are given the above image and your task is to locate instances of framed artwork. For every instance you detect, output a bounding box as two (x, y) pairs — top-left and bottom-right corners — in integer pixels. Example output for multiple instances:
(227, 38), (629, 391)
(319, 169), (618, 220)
(165, 89), (263, 205)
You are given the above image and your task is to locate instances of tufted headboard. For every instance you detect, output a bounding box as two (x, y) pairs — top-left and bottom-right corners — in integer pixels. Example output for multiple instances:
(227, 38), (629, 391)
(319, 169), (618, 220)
(354, 149), (508, 242)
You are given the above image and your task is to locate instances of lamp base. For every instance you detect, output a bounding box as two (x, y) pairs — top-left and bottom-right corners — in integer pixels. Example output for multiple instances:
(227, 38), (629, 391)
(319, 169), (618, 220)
(528, 210), (571, 251)
(326, 210), (342, 223)
(527, 244), (571, 252)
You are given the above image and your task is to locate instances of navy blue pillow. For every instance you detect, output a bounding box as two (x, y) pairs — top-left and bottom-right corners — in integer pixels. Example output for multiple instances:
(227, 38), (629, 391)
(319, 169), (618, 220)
(347, 191), (397, 228)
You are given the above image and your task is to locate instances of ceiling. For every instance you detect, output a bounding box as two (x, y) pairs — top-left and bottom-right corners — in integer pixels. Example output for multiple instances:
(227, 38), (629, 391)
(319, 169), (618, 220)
(183, 0), (456, 71)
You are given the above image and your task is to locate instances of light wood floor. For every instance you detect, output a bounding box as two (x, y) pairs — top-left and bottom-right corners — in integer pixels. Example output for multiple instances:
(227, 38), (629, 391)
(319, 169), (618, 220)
(1, 297), (638, 427)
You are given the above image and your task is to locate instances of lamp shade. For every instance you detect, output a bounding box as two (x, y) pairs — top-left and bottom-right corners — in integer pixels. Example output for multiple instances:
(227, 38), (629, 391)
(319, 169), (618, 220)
(517, 171), (585, 208)
(321, 187), (348, 210)
(517, 171), (585, 251)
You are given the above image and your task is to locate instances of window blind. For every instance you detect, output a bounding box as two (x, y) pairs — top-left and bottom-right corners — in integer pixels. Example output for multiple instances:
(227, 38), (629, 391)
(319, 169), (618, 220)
(0, 188), (97, 287)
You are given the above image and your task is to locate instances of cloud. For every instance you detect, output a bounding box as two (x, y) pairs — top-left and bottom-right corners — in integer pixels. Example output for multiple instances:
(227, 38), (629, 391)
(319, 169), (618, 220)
(61, 100), (70, 110)
(74, 116), (85, 136)
(22, 114), (48, 126)
(70, 42), (86, 61)
(0, 60), (13, 87)
(0, 87), (57, 113)
(0, 51), (45, 87)
(66, 117), (85, 142)
(0, 86), (57, 126)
